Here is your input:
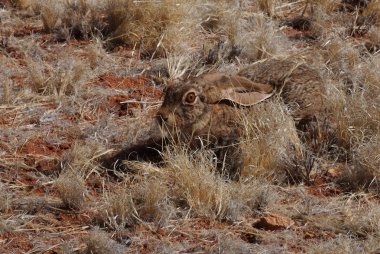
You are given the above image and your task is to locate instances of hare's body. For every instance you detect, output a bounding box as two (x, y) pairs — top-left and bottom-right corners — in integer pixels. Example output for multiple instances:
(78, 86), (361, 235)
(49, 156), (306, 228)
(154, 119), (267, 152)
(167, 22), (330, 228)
(238, 59), (325, 122)
(104, 59), (326, 180)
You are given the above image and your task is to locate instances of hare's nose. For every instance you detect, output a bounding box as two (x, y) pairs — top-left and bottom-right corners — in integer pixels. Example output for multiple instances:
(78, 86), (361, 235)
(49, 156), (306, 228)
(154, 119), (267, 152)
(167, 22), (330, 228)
(156, 113), (168, 126)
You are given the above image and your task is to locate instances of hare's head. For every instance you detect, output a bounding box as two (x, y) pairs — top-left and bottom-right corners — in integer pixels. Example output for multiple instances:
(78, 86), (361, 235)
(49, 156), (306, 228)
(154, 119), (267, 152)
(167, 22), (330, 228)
(156, 73), (274, 138)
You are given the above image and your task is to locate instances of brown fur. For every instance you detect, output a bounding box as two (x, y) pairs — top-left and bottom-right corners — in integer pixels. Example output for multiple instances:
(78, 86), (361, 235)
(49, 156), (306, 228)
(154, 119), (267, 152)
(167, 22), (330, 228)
(104, 59), (326, 180)
(238, 59), (326, 122)
(156, 59), (327, 179)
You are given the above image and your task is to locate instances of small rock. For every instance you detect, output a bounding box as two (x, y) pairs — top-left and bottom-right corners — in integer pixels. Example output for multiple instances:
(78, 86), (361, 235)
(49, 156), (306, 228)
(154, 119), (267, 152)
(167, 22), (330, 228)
(253, 213), (294, 231)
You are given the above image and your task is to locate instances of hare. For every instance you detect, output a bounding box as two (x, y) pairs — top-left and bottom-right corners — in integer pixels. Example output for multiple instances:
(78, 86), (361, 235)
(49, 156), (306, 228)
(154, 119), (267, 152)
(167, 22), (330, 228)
(103, 59), (326, 180)
(156, 73), (275, 179)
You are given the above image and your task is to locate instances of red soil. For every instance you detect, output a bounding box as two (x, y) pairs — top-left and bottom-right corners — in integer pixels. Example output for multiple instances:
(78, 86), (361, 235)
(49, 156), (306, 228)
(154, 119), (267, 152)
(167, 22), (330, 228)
(18, 137), (71, 172)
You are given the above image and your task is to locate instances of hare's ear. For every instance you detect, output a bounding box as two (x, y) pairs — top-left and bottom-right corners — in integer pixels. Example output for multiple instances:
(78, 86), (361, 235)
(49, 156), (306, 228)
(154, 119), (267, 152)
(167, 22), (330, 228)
(202, 73), (274, 106)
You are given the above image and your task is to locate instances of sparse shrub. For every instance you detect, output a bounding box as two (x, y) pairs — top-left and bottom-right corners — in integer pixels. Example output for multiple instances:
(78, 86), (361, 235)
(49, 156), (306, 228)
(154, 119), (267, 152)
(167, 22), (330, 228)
(86, 228), (126, 254)
(27, 57), (87, 97)
(1, 77), (11, 105)
(86, 39), (107, 69)
(61, 141), (107, 173)
(258, 0), (277, 17)
(105, 0), (184, 55)
(100, 186), (136, 230)
(99, 174), (173, 230)
(164, 146), (273, 220)
(0, 184), (11, 213)
(341, 197), (380, 237)
(210, 236), (253, 254)
(41, 0), (106, 40)
(56, 169), (86, 210)
(281, 148), (317, 185)
(236, 13), (289, 61)
(241, 100), (305, 184)
(40, 1), (63, 32)
(132, 177), (173, 225)
(343, 136), (380, 192)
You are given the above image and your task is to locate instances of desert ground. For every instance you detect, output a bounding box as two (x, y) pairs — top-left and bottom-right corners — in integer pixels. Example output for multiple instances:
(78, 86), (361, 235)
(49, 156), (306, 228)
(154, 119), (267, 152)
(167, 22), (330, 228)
(0, 0), (380, 253)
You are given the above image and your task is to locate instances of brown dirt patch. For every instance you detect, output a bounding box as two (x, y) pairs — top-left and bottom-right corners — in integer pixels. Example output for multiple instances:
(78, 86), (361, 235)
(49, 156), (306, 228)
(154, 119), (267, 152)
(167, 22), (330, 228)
(18, 137), (71, 172)
(13, 25), (44, 37)
(93, 74), (162, 116)
(0, 232), (34, 253)
(307, 174), (343, 197)
(0, 113), (16, 125)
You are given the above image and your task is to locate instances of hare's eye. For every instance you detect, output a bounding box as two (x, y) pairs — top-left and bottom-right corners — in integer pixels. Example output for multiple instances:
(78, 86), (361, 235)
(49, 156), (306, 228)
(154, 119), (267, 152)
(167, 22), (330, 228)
(184, 92), (197, 104)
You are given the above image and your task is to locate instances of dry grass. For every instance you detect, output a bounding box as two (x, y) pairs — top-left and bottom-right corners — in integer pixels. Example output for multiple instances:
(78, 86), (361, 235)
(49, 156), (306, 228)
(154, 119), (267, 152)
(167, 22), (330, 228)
(55, 169), (86, 210)
(1, 77), (11, 105)
(40, 1), (63, 32)
(0, 184), (11, 213)
(85, 228), (126, 254)
(104, 0), (192, 55)
(240, 99), (306, 184)
(26, 56), (88, 97)
(1, 0), (380, 252)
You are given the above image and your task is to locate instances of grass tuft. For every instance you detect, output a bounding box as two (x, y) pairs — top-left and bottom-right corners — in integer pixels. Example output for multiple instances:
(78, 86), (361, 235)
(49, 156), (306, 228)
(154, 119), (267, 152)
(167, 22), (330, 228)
(164, 146), (274, 220)
(55, 169), (86, 210)
(1, 77), (11, 105)
(26, 57), (88, 97)
(85, 228), (126, 254)
(100, 185), (136, 230)
(0, 184), (11, 213)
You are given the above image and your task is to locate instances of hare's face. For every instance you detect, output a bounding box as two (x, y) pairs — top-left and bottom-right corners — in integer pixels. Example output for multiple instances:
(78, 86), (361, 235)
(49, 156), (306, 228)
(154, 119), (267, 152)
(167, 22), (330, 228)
(156, 73), (274, 140)
(156, 80), (212, 137)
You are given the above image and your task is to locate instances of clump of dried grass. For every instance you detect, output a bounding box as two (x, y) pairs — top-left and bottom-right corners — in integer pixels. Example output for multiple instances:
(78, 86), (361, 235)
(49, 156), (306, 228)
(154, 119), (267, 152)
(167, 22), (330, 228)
(98, 169), (174, 229)
(303, 195), (380, 246)
(99, 186), (135, 230)
(55, 169), (86, 210)
(132, 177), (173, 225)
(305, 235), (376, 254)
(321, 38), (361, 80)
(86, 39), (108, 69)
(209, 235), (253, 253)
(85, 228), (126, 254)
(56, 142), (99, 211)
(340, 195), (380, 237)
(105, 0), (186, 55)
(1, 77), (11, 105)
(323, 56), (380, 190)
(41, 0), (105, 40)
(257, 0), (277, 17)
(163, 146), (274, 221)
(99, 143), (275, 227)
(346, 136), (380, 192)
(26, 56), (88, 97)
(165, 148), (228, 219)
(40, 1), (63, 32)
(241, 99), (308, 184)
(236, 13), (290, 61)
(314, 0), (342, 14)
(61, 141), (108, 173)
(0, 184), (11, 213)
